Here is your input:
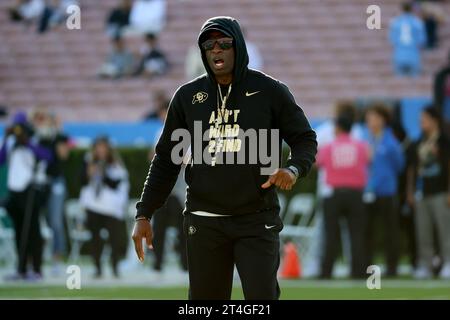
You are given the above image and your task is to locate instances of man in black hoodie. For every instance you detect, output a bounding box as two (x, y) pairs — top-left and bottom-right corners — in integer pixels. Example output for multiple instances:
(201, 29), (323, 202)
(132, 16), (317, 300)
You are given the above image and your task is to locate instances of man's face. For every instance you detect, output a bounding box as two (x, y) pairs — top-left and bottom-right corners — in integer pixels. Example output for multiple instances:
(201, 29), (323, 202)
(203, 31), (235, 77)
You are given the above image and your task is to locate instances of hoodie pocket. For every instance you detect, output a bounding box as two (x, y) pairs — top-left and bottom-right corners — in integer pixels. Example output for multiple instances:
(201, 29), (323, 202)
(188, 164), (264, 210)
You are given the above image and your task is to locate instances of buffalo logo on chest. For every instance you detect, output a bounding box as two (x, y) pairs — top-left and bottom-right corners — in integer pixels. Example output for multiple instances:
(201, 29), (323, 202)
(192, 91), (208, 104)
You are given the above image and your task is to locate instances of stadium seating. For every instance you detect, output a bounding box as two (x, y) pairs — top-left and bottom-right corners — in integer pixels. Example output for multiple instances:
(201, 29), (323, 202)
(0, 0), (449, 122)
(65, 199), (91, 262)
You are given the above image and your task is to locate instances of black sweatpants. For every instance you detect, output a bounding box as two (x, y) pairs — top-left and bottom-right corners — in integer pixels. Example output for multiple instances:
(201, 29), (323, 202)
(184, 209), (283, 300)
(152, 194), (187, 271)
(365, 196), (399, 276)
(321, 188), (367, 279)
(86, 210), (124, 276)
(6, 188), (44, 275)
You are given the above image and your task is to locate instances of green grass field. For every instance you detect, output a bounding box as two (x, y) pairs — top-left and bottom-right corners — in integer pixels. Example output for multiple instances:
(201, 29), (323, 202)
(1, 280), (449, 300)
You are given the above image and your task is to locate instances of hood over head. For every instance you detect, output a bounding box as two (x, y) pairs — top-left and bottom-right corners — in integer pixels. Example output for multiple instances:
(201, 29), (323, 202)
(197, 16), (249, 85)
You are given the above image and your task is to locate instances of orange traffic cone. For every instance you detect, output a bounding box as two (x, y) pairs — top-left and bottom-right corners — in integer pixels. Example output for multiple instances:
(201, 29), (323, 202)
(280, 242), (302, 279)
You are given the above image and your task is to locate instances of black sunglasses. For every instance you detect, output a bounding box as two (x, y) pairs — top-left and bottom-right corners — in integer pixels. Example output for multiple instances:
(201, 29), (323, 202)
(201, 38), (233, 51)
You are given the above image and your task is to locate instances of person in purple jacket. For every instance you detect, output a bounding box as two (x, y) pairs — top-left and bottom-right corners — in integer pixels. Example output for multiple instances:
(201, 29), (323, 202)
(0, 112), (52, 281)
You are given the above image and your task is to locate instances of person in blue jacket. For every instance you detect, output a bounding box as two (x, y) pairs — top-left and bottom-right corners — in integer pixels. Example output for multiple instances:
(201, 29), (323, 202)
(389, 2), (426, 76)
(364, 104), (405, 277)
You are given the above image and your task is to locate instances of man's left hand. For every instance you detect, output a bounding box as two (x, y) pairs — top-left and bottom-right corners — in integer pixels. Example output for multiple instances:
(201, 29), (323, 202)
(261, 168), (297, 191)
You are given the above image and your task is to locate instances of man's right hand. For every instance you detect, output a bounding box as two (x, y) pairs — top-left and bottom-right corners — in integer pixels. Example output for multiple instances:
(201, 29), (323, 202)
(131, 219), (153, 262)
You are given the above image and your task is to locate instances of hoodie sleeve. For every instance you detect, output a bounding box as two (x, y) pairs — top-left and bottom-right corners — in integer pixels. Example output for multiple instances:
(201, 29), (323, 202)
(316, 145), (326, 168)
(274, 82), (317, 178)
(135, 89), (187, 220)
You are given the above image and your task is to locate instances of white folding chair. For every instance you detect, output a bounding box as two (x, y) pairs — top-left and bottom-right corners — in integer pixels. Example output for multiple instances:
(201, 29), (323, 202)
(65, 199), (91, 263)
(40, 215), (54, 263)
(0, 207), (16, 269)
(280, 193), (316, 263)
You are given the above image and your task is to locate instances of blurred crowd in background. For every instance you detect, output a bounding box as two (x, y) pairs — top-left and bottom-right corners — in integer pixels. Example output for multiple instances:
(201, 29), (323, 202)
(6, 0), (445, 79)
(0, 98), (449, 282)
(314, 101), (449, 280)
(0, 107), (133, 280)
(0, 0), (449, 283)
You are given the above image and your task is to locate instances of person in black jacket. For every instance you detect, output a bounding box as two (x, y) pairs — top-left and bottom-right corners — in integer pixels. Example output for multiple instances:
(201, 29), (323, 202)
(407, 106), (450, 279)
(132, 16), (317, 300)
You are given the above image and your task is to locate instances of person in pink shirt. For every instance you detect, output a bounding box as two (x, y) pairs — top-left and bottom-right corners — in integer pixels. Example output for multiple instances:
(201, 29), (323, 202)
(317, 116), (371, 279)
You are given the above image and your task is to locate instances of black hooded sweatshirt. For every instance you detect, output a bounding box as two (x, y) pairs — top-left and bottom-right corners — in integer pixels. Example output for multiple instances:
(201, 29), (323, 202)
(136, 16), (317, 219)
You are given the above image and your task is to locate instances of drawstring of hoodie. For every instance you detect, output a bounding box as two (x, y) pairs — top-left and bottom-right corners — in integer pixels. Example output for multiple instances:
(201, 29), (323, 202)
(211, 83), (232, 166)
(216, 83), (232, 122)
